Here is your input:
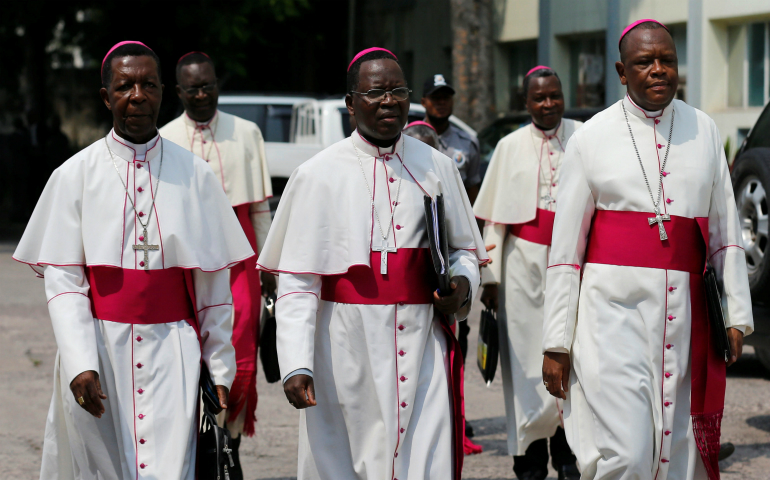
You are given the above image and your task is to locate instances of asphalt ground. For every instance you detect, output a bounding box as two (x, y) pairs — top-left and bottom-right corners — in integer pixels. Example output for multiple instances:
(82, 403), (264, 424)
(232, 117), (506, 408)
(1, 242), (768, 479)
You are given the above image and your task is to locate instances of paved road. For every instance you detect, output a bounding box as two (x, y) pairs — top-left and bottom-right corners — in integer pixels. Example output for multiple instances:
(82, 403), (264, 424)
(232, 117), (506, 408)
(1, 242), (768, 479)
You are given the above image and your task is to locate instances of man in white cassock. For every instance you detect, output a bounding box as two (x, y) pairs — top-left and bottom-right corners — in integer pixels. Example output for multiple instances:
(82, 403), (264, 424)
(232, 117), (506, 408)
(474, 66), (580, 480)
(541, 21), (753, 480)
(13, 42), (253, 480)
(257, 48), (488, 480)
(161, 51), (275, 472)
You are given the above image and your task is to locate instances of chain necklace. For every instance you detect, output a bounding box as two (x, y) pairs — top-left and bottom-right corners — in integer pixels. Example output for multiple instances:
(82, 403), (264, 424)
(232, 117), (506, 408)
(105, 136), (164, 269)
(530, 122), (565, 206)
(185, 115), (219, 162)
(621, 102), (675, 241)
(351, 137), (405, 274)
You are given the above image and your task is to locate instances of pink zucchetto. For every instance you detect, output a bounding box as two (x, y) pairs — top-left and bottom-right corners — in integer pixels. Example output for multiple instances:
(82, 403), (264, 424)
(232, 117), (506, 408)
(347, 47), (398, 72)
(101, 41), (153, 76)
(404, 120), (437, 132)
(619, 19), (669, 47)
(177, 51), (211, 64)
(526, 65), (552, 77)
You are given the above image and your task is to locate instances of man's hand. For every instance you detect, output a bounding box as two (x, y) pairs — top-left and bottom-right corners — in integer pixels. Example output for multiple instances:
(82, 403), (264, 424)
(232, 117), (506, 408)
(70, 370), (107, 418)
(284, 374), (316, 409)
(480, 244), (496, 267)
(727, 328), (744, 367)
(213, 385), (229, 414)
(261, 271), (277, 297)
(542, 352), (570, 400)
(481, 284), (499, 311)
(433, 276), (471, 315)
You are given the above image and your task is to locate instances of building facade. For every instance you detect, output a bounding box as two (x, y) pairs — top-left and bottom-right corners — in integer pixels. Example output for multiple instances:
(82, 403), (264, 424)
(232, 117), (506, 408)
(497, 0), (770, 158)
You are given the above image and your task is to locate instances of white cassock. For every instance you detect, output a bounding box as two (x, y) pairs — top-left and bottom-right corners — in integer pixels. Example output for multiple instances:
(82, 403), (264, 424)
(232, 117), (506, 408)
(161, 110), (273, 436)
(474, 119), (581, 456)
(257, 131), (488, 480)
(543, 95), (753, 480)
(14, 131), (253, 480)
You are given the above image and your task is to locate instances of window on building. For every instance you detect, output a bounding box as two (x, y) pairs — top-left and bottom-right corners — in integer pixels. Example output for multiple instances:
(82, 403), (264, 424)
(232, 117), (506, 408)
(568, 36), (605, 108)
(729, 22), (770, 108)
(507, 40), (538, 111)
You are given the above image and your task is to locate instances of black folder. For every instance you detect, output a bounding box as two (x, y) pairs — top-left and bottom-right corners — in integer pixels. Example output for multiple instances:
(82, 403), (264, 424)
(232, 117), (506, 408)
(704, 264), (732, 362)
(424, 194), (452, 295)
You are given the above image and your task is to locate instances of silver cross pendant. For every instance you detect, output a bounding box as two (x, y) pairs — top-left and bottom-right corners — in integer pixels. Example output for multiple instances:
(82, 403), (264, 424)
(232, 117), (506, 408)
(648, 208), (671, 241)
(372, 244), (397, 275)
(132, 227), (160, 270)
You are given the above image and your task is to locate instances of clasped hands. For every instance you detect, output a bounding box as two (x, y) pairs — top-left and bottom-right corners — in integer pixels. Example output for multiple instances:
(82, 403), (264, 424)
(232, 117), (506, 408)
(541, 327), (745, 400)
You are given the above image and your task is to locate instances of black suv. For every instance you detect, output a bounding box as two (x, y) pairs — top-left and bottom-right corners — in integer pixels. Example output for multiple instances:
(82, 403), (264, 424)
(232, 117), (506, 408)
(730, 103), (770, 370)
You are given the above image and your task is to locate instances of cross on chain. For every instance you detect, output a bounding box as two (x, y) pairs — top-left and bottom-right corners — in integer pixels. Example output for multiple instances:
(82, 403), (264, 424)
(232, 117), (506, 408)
(132, 227), (159, 270)
(541, 194), (556, 205)
(372, 244), (397, 275)
(648, 208), (671, 241)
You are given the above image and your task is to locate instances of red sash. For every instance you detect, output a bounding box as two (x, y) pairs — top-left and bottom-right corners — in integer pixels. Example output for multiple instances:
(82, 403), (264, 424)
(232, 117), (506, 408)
(87, 266), (196, 326)
(320, 248), (464, 479)
(585, 210), (723, 479)
(509, 208), (555, 245)
(321, 249), (438, 304)
(227, 204), (262, 436)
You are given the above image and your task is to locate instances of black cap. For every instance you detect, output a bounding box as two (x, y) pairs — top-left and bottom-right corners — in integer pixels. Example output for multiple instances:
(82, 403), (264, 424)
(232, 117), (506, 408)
(423, 74), (456, 97)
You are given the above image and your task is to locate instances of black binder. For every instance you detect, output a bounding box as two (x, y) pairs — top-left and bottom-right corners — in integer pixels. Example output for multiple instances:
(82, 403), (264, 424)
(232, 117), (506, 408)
(704, 264), (732, 362)
(423, 194), (452, 295)
(259, 293), (281, 383)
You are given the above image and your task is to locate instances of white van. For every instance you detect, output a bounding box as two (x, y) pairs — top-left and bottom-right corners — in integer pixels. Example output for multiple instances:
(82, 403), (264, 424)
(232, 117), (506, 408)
(218, 95), (476, 206)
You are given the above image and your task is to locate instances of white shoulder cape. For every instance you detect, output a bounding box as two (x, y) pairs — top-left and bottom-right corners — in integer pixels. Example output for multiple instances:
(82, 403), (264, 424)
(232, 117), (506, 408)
(14, 136), (253, 274)
(257, 133), (488, 275)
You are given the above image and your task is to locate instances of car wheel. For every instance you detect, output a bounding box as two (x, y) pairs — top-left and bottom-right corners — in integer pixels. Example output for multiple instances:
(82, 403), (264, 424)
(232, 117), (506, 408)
(732, 149), (770, 297)
(755, 346), (770, 372)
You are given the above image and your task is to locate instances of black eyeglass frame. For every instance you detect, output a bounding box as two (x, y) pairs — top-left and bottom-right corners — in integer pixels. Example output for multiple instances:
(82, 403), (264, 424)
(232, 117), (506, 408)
(349, 87), (413, 102)
(179, 82), (218, 96)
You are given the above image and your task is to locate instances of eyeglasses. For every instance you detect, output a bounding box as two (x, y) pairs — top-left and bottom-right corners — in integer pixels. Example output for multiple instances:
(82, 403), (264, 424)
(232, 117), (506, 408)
(180, 83), (217, 96)
(350, 87), (412, 102)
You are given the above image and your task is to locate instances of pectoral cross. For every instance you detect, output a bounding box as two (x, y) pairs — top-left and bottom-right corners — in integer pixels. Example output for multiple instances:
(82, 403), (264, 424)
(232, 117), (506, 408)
(541, 194), (556, 205)
(132, 227), (159, 270)
(648, 208), (671, 241)
(372, 244), (397, 275)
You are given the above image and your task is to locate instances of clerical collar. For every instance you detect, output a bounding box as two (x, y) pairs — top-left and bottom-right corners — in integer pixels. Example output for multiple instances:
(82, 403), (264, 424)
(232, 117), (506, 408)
(531, 121), (561, 138)
(185, 111), (218, 128)
(106, 129), (161, 163)
(352, 129), (404, 159)
(623, 94), (673, 120)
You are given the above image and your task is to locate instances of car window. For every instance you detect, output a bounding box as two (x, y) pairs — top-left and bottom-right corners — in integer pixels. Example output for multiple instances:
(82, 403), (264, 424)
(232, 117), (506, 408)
(218, 103), (294, 143)
(747, 104), (770, 150)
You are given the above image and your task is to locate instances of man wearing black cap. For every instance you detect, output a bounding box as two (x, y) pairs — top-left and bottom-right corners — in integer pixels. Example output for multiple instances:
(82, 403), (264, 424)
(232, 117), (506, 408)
(422, 74), (481, 204)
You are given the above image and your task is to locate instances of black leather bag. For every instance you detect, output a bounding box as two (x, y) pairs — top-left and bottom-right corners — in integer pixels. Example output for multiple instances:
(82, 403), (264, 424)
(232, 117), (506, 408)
(477, 308), (499, 385)
(423, 194), (451, 295)
(259, 293), (281, 383)
(198, 362), (234, 480)
(704, 264), (732, 362)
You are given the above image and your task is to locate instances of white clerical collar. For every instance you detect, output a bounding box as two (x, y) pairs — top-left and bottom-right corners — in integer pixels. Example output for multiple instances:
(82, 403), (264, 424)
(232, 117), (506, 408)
(351, 129), (404, 159)
(184, 111), (218, 128)
(531, 121), (561, 139)
(623, 94), (673, 120)
(106, 129), (161, 163)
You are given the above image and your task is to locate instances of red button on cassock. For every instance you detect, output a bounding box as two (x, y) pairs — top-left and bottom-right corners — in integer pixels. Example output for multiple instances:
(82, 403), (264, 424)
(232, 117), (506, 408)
(400, 428), (405, 433)
(139, 261), (145, 267)
(655, 119), (660, 125)
(384, 155), (391, 161)
(138, 236), (145, 241)
(398, 325), (405, 331)
(140, 438), (146, 444)
(664, 430), (671, 436)
(666, 344), (673, 349)
(138, 211), (145, 217)
(665, 372), (671, 378)
(137, 187), (143, 192)
(138, 414), (145, 419)
(664, 401), (671, 407)
(389, 178), (395, 183)
(400, 402), (408, 408)
(657, 144), (663, 149)
(668, 315), (675, 320)
(140, 463), (146, 468)
(136, 336), (143, 342)
(662, 171), (669, 177)
(396, 225), (402, 230)
(137, 388), (144, 394)
(398, 350), (406, 357)
(136, 363), (143, 368)
(136, 163), (142, 169)
(661, 459), (669, 463)
(400, 376), (407, 382)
